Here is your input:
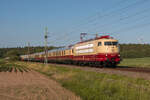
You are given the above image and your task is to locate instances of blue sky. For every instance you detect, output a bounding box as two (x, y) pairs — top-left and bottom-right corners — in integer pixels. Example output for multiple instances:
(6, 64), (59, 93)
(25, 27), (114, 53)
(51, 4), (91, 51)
(0, 0), (150, 47)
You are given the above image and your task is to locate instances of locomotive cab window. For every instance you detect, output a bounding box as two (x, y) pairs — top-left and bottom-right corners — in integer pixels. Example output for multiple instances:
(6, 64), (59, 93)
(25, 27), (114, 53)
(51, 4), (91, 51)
(98, 42), (102, 46)
(104, 42), (118, 46)
(112, 42), (118, 45)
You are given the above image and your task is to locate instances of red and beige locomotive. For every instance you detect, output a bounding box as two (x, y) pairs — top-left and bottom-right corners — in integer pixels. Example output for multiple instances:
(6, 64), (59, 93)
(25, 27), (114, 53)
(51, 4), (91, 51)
(20, 35), (121, 67)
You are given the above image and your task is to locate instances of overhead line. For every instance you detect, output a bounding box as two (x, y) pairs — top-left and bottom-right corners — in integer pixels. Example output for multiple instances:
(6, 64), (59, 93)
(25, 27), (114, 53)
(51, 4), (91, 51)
(69, 0), (149, 34)
(49, 0), (149, 46)
(49, 0), (128, 41)
(81, 0), (150, 33)
(90, 7), (150, 33)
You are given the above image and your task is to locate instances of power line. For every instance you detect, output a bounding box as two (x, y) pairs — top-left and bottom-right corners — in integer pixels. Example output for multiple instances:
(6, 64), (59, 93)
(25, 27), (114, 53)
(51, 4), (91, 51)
(48, 0), (128, 42)
(49, 0), (150, 46)
(114, 21), (150, 34)
(93, 7), (150, 33)
(50, 14), (150, 47)
(82, 0), (150, 33)
(67, 0), (128, 31)
(67, 0), (150, 42)
(69, 0), (149, 34)
(51, 0), (149, 46)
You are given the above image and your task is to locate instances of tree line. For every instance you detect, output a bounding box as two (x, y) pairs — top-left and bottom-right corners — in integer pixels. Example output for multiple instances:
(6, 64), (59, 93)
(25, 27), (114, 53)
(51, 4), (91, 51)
(0, 44), (150, 60)
(120, 44), (150, 58)
(0, 46), (56, 60)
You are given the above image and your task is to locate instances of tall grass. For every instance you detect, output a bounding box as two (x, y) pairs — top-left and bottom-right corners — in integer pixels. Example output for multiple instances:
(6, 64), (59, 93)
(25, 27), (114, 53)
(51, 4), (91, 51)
(19, 62), (150, 100)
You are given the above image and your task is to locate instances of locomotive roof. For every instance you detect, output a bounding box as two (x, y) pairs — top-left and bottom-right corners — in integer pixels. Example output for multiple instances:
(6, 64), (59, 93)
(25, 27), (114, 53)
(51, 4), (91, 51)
(77, 35), (114, 44)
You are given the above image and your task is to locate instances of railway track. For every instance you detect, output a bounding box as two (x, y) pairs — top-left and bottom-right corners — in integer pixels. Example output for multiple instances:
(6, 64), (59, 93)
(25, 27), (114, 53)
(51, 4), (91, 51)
(113, 67), (150, 74)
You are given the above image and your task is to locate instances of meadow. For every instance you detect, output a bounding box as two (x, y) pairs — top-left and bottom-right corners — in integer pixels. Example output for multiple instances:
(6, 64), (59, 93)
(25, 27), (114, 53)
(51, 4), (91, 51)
(17, 61), (150, 100)
(119, 57), (150, 68)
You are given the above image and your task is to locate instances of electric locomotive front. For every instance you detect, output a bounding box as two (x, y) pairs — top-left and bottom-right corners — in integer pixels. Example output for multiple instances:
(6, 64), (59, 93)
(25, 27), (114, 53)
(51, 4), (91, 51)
(95, 36), (121, 66)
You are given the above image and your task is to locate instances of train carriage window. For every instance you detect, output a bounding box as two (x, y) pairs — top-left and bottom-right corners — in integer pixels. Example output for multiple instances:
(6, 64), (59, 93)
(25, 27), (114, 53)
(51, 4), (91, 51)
(98, 42), (102, 46)
(57, 51), (59, 56)
(62, 51), (63, 56)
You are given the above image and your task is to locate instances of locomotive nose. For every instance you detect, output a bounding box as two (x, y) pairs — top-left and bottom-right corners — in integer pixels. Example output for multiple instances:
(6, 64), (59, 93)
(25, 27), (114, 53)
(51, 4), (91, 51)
(111, 47), (115, 52)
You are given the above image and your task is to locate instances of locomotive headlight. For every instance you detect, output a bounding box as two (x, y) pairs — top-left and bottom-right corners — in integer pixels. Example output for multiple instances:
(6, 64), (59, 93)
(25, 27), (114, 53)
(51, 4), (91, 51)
(106, 54), (108, 57)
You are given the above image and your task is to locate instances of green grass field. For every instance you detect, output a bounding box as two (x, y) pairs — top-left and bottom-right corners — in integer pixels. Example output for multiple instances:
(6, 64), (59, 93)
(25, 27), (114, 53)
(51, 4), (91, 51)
(119, 57), (150, 67)
(17, 62), (150, 100)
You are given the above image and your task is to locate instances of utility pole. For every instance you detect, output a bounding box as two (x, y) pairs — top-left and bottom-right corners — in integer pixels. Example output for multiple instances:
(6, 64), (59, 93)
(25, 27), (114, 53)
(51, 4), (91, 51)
(27, 42), (30, 62)
(44, 27), (48, 64)
(95, 33), (98, 38)
(138, 37), (144, 44)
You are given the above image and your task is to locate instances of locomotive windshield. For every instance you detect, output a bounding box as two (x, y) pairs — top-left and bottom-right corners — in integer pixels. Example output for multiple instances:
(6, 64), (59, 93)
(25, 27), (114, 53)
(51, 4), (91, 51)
(104, 42), (118, 46)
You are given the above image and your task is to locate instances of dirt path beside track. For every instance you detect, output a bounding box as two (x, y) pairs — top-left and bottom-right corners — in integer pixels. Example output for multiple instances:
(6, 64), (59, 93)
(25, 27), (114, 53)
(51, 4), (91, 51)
(0, 70), (81, 100)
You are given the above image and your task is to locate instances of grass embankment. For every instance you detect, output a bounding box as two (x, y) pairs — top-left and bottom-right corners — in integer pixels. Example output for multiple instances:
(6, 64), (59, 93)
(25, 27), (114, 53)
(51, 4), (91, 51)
(119, 57), (150, 68)
(17, 62), (150, 100)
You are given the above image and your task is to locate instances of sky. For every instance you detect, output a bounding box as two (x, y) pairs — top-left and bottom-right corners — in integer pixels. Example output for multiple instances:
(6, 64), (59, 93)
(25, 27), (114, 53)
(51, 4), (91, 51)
(0, 0), (150, 48)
